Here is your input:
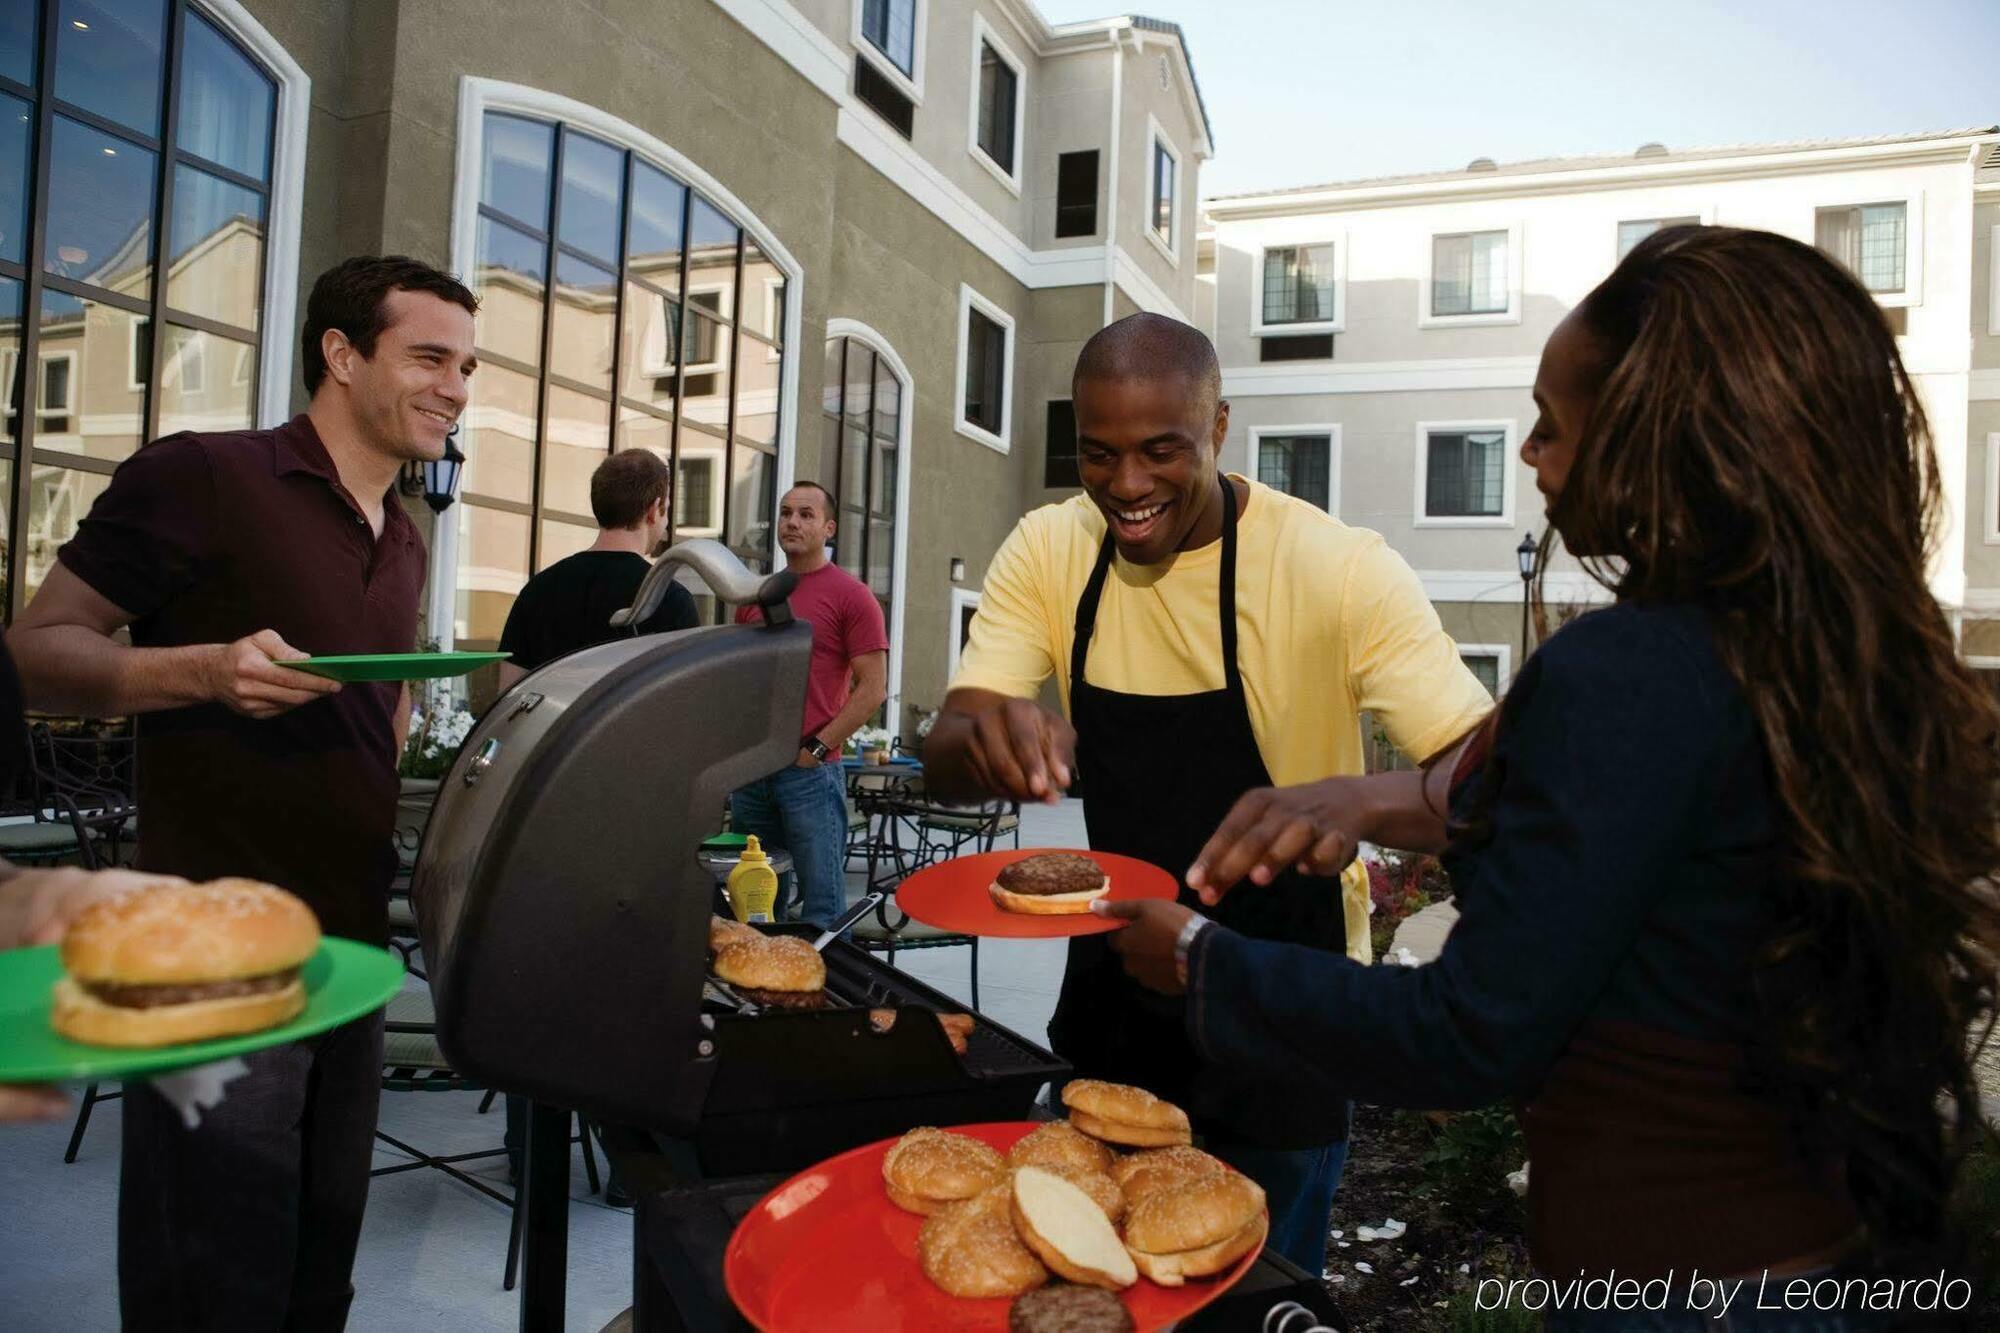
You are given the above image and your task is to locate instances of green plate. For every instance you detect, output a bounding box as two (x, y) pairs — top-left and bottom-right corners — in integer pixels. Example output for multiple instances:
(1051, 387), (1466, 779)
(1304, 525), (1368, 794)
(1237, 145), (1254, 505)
(0, 938), (406, 1083)
(283, 651), (509, 682)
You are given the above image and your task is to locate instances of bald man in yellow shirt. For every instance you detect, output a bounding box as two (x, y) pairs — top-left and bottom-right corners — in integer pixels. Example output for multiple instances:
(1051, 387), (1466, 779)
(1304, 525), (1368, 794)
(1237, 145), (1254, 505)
(924, 313), (1492, 1271)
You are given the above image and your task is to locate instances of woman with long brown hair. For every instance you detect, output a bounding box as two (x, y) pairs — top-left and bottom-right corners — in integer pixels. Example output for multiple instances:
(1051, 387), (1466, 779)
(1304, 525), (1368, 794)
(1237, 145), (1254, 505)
(1099, 225), (2000, 1323)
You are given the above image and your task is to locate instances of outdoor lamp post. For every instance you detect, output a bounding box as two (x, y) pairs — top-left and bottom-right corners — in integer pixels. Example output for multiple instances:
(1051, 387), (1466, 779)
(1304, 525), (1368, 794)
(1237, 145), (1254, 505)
(1516, 531), (1539, 664)
(420, 427), (465, 514)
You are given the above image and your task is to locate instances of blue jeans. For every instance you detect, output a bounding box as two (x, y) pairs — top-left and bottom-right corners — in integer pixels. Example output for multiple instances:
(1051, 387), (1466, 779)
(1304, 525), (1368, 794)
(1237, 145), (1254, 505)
(1205, 1111), (1351, 1274)
(729, 760), (849, 930)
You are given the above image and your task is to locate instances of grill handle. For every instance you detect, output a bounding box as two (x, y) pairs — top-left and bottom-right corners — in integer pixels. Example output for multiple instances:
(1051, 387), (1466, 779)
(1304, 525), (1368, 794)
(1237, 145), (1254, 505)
(814, 892), (886, 950)
(610, 538), (799, 629)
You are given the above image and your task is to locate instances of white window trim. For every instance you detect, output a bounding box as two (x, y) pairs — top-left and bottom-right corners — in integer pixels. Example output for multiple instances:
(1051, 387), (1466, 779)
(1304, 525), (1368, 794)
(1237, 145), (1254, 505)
(762, 279), (784, 361)
(1248, 423), (1341, 516)
(1145, 115), (1181, 267)
(681, 282), (732, 375)
(1249, 237), (1345, 337)
(1419, 222), (1523, 328)
(172, 335), (206, 394)
(1990, 225), (2000, 336)
(948, 586), (982, 684)
(826, 318), (914, 728)
(966, 15), (1026, 196)
(1813, 191), (1924, 309)
(233, 344), (254, 386)
(1456, 642), (1513, 696)
(178, 1), (307, 431)
(125, 316), (149, 392)
(437, 78), (808, 650)
(851, 0), (927, 105)
(1413, 419), (1518, 528)
(672, 445), (726, 538)
(1984, 432), (2000, 545)
(0, 349), (13, 418)
(1611, 206), (1714, 265)
(954, 282), (1014, 454)
(37, 349), (78, 419)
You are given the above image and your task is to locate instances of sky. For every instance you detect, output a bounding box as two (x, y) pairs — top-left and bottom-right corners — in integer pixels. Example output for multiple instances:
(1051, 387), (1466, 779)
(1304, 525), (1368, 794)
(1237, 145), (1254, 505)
(1032, 0), (2000, 199)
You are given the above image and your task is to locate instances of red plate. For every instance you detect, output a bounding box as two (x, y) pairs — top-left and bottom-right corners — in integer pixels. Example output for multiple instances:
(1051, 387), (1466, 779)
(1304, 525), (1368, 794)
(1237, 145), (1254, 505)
(893, 848), (1179, 938)
(724, 1121), (1263, 1332)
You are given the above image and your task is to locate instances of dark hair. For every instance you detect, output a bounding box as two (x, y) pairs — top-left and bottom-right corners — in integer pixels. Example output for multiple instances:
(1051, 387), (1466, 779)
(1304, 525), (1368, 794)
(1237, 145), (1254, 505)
(301, 255), (478, 394)
(1072, 311), (1221, 414)
(1499, 225), (2000, 1266)
(784, 480), (837, 516)
(590, 449), (671, 529)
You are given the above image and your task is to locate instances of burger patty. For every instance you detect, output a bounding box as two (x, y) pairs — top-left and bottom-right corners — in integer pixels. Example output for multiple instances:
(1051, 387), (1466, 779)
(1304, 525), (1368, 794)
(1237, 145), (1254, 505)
(83, 968), (301, 1010)
(735, 986), (830, 1010)
(1009, 1284), (1135, 1333)
(995, 853), (1106, 897)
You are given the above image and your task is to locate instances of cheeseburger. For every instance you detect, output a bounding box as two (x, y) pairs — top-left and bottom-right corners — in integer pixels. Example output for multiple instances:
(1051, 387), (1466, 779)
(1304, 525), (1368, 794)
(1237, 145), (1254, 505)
(52, 879), (320, 1048)
(711, 934), (828, 1009)
(989, 853), (1109, 915)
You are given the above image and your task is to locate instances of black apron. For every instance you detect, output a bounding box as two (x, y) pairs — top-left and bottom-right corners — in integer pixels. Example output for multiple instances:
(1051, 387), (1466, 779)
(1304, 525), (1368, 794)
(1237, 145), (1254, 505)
(1048, 484), (1352, 1149)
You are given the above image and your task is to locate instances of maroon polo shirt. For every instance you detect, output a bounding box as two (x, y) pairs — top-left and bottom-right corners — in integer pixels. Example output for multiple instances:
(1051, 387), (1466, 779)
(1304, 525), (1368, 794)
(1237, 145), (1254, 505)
(58, 414), (425, 943)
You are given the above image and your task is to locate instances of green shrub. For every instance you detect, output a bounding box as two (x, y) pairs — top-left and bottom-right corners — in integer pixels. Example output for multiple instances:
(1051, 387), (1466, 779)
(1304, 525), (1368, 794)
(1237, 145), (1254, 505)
(1419, 1104), (1527, 1228)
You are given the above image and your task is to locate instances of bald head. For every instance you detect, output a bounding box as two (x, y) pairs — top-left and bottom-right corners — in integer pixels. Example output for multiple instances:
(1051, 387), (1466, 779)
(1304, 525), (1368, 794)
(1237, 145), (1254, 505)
(1073, 313), (1221, 416)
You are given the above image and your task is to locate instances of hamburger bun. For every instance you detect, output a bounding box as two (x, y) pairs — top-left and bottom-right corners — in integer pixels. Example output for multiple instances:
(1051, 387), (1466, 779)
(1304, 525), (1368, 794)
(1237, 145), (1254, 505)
(1008, 1120), (1114, 1176)
(1009, 1166), (1136, 1290)
(1107, 1145), (1229, 1204)
(52, 879), (319, 1048)
(883, 1127), (1007, 1215)
(712, 935), (827, 1007)
(919, 1185), (1048, 1298)
(989, 853), (1109, 916)
(1062, 1080), (1192, 1148)
(1025, 1161), (1126, 1226)
(1122, 1171), (1268, 1286)
(707, 915), (761, 953)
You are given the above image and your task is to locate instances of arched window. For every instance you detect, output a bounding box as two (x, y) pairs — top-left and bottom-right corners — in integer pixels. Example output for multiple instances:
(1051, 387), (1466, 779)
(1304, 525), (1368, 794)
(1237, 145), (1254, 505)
(452, 104), (791, 645)
(1, 0), (292, 615)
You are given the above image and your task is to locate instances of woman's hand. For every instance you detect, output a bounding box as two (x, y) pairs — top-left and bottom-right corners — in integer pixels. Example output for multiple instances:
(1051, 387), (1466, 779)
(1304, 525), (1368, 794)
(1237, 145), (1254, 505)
(1092, 897), (1194, 996)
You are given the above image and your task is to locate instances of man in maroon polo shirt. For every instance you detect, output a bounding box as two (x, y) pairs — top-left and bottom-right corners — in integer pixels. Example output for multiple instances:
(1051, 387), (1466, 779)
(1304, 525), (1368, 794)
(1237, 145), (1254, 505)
(9, 255), (477, 1331)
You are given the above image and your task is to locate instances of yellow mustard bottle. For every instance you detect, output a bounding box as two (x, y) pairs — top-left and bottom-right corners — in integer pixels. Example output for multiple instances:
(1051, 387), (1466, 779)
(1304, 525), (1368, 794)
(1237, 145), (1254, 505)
(726, 835), (780, 924)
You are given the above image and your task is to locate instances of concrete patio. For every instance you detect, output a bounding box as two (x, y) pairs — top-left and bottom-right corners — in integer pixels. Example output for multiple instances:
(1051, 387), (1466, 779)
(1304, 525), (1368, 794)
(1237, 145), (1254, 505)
(0, 799), (1086, 1331)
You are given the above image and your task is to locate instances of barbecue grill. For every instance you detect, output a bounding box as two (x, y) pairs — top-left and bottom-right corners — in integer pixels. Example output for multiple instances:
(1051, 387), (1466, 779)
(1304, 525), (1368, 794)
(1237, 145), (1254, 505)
(411, 537), (1065, 1175)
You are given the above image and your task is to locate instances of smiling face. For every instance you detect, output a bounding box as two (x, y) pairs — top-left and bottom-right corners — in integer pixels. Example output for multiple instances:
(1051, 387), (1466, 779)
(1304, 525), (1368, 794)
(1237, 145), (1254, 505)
(1073, 373), (1231, 565)
(324, 289), (477, 465)
(1523, 311), (1610, 529)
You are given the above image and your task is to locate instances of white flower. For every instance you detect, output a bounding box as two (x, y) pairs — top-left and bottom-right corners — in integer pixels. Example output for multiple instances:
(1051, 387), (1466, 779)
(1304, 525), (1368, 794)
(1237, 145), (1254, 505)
(1354, 1261), (1374, 1275)
(1507, 1161), (1530, 1196)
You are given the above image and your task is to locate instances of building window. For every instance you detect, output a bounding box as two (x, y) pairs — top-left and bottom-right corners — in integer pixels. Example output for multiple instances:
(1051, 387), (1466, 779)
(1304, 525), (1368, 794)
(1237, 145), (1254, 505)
(853, 54), (914, 139)
(1458, 647), (1508, 698)
(1817, 202), (1907, 294)
(1259, 333), (1332, 362)
(1149, 126), (1179, 256)
(1, 0), (283, 615)
(1430, 230), (1509, 317)
(1044, 398), (1077, 488)
(1254, 429), (1336, 512)
(955, 284), (1012, 452)
(819, 335), (903, 633)
(970, 21), (1021, 186)
(1258, 242), (1339, 331)
(1055, 151), (1097, 238)
(859, 0), (918, 80)
(948, 586), (981, 682)
(1616, 215), (1699, 259)
(1432, 426), (1504, 520)
(455, 108), (790, 645)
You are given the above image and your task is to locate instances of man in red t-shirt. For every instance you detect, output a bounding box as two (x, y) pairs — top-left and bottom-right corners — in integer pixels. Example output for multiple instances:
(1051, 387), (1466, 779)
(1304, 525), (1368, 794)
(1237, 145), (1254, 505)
(732, 482), (888, 927)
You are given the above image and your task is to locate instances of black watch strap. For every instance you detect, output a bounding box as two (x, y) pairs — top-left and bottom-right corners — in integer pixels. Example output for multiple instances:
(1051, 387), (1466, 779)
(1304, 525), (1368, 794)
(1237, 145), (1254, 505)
(802, 736), (830, 761)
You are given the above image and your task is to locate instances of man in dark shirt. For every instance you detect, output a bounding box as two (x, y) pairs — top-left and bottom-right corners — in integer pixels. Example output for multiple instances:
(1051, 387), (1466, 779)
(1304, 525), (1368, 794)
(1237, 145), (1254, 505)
(495, 447), (698, 693)
(9, 255), (478, 1331)
(492, 447), (694, 1204)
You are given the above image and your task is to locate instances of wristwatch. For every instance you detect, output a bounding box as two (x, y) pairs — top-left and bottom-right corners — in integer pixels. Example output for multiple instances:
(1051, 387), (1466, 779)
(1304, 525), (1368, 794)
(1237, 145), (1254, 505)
(801, 736), (830, 762)
(1174, 913), (1213, 988)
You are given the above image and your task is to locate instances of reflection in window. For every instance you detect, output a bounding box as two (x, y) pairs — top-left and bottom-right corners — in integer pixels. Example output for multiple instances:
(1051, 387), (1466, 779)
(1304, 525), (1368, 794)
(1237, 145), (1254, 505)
(1256, 433), (1332, 511)
(1816, 202), (1907, 294)
(1, 0), (277, 617)
(1261, 244), (1336, 326)
(860, 0), (917, 77)
(1431, 231), (1509, 316)
(1425, 428), (1506, 518)
(821, 336), (902, 641)
(456, 108), (788, 641)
